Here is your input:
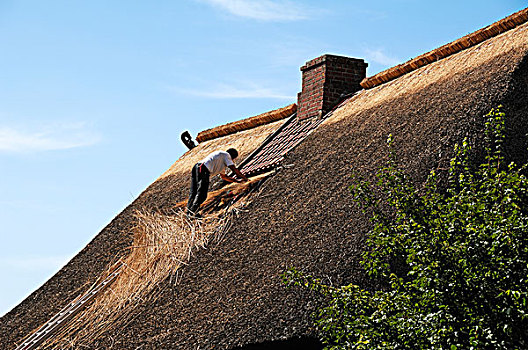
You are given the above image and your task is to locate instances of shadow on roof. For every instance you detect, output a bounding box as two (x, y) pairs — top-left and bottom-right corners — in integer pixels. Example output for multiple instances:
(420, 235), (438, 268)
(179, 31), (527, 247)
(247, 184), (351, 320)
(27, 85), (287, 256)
(231, 336), (323, 350)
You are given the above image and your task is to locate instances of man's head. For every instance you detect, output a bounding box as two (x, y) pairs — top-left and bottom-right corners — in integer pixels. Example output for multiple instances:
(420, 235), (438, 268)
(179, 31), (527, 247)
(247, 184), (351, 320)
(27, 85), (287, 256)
(226, 148), (239, 160)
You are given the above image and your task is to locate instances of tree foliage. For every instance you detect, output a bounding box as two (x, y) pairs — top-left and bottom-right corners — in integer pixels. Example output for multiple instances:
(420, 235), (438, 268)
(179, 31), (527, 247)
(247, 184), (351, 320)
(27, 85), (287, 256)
(284, 107), (528, 349)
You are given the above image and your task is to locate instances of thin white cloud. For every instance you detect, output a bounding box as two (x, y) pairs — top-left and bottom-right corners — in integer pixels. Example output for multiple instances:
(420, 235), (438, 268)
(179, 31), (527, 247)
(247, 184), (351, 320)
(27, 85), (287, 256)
(0, 255), (70, 271)
(171, 82), (295, 100)
(0, 122), (101, 153)
(198, 0), (312, 21)
(364, 48), (401, 67)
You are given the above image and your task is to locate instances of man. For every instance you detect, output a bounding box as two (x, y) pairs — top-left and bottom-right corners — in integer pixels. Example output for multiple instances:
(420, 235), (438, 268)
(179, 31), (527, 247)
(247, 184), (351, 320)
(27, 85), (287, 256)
(187, 148), (248, 217)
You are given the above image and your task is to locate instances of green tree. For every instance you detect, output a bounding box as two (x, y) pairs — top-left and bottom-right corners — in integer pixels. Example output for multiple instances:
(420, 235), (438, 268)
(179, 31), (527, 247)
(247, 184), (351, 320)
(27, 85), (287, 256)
(284, 107), (528, 349)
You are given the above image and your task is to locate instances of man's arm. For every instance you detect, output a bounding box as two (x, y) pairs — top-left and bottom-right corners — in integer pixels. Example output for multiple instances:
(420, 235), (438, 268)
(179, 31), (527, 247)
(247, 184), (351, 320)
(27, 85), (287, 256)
(220, 165), (248, 183)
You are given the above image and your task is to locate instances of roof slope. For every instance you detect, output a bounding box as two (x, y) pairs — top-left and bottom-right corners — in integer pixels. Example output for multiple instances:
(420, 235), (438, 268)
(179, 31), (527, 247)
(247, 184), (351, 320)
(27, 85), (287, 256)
(72, 14), (528, 350)
(361, 7), (528, 88)
(196, 104), (297, 143)
(241, 112), (325, 176)
(3, 10), (528, 350)
(0, 107), (290, 349)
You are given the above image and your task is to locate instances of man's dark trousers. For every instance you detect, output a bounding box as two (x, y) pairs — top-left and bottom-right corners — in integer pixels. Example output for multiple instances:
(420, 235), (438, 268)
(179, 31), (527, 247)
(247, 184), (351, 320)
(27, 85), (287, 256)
(187, 163), (210, 214)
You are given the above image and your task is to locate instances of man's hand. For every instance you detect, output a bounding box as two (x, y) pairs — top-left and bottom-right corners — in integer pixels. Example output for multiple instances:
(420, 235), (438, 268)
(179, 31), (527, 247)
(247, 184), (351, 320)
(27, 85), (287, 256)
(228, 165), (249, 182)
(220, 173), (238, 183)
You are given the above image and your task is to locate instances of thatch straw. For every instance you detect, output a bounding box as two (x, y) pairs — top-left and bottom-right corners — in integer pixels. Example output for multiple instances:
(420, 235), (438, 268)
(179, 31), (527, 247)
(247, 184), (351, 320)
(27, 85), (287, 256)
(329, 18), (528, 128)
(196, 104), (296, 143)
(361, 7), (528, 89)
(37, 209), (215, 349)
(173, 173), (272, 212)
(5, 7), (528, 350)
(32, 174), (271, 349)
(159, 119), (285, 181)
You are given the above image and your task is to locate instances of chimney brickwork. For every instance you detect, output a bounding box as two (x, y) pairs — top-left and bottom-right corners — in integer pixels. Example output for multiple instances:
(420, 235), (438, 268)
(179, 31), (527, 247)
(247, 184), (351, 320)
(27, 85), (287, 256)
(297, 54), (368, 121)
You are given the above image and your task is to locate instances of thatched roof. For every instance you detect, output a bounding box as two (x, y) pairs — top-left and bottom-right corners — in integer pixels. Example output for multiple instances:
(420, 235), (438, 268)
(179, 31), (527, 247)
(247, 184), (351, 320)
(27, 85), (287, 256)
(2, 8), (528, 350)
(0, 109), (288, 350)
(89, 17), (528, 349)
(196, 104), (297, 143)
(361, 7), (528, 89)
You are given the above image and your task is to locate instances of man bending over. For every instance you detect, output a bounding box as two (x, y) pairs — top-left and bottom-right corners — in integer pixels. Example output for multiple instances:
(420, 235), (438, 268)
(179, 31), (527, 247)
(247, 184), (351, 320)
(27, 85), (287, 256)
(187, 148), (248, 217)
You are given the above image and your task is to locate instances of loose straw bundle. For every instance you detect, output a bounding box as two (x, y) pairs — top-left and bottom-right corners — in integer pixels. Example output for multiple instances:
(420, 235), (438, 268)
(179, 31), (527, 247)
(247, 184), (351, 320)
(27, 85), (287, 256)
(28, 174), (269, 349)
(41, 209), (218, 349)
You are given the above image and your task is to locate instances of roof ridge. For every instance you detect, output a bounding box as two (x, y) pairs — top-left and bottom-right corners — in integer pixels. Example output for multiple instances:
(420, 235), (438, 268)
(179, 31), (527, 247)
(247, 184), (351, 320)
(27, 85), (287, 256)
(195, 103), (297, 143)
(361, 7), (528, 89)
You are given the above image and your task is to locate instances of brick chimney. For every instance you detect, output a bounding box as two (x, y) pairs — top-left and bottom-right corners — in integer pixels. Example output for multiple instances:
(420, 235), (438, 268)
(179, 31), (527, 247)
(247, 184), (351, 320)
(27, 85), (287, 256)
(297, 54), (368, 121)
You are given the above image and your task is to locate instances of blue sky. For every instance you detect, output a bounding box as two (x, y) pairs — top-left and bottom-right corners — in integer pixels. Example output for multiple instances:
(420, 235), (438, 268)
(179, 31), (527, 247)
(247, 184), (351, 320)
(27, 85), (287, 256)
(0, 0), (525, 316)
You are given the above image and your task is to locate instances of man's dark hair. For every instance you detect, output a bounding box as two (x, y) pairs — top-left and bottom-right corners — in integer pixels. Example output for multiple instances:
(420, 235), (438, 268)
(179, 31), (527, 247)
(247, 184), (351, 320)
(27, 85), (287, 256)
(226, 148), (239, 159)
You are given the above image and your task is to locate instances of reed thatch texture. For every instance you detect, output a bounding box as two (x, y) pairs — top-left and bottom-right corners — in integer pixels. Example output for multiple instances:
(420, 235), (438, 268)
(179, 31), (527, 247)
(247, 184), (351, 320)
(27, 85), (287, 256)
(361, 7), (528, 89)
(86, 17), (528, 350)
(12, 174), (272, 350)
(175, 172), (272, 211)
(160, 118), (285, 180)
(146, 118), (288, 214)
(22, 174), (272, 349)
(0, 112), (285, 349)
(37, 209), (213, 349)
(350, 21), (528, 122)
(3, 10), (528, 350)
(195, 104), (297, 143)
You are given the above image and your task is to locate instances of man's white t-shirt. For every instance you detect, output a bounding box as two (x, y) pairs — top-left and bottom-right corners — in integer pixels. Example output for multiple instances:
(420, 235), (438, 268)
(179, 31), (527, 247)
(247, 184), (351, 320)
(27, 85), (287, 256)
(200, 151), (234, 177)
